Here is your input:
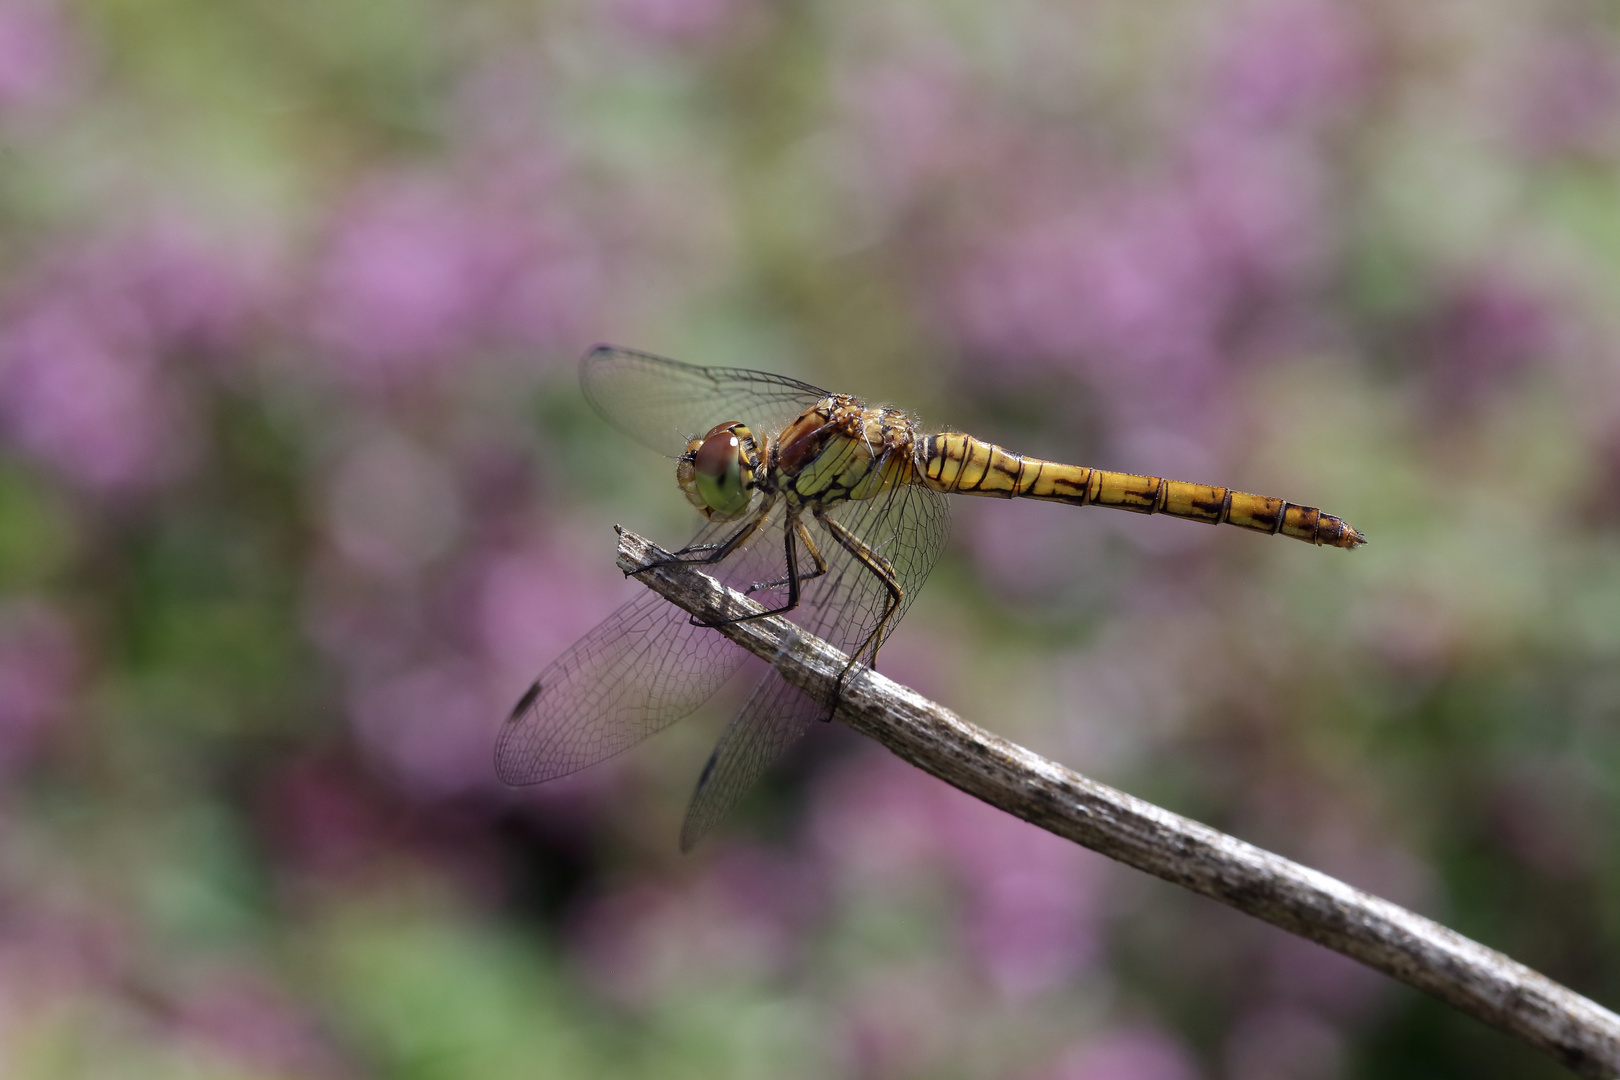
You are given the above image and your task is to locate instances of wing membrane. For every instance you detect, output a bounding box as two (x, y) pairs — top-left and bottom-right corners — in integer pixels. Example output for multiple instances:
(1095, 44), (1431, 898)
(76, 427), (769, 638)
(581, 345), (832, 458)
(495, 515), (786, 784)
(679, 669), (823, 851)
(676, 478), (951, 846)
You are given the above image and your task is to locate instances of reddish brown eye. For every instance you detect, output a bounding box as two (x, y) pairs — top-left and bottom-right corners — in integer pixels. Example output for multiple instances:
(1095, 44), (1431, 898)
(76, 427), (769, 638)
(694, 426), (738, 480)
(692, 423), (751, 516)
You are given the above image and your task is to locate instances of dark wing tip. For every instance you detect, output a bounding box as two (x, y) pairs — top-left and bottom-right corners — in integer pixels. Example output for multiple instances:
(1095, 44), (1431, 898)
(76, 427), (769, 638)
(507, 680), (542, 722)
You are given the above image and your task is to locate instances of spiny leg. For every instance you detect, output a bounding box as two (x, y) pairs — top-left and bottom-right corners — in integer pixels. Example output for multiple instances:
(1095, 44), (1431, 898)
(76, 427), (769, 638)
(629, 500), (781, 628)
(745, 518), (829, 595)
(633, 496), (776, 582)
(814, 506), (904, 696)
(701, 514), (827, 628)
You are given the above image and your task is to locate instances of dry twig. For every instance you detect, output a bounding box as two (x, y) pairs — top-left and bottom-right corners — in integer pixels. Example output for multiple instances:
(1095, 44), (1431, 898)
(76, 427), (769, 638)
(616, 526), (1620, 1079)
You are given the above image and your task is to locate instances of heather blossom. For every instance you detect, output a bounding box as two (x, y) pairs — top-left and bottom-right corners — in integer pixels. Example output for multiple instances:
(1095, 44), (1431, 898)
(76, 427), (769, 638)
(320, 428), (464, 579)
(568, 843), (819, 1008)
(941, 0), (1369, 439)
(607, 0), (750, 48)
(170, 971), (352, 1079)
(0, 0), (74, 112)
(1206, 0), (1371, 132)
(0, 598), (76, 775)
(1422, 271), (1564, 407)
(347, 657), (505, 801)
(809, 746), (1105, 995)
(1510, 30), (1620, 159)
(470, 534), (635, 701)
(1035, 1027), (1201, 1080)
(303, 170), (602, 394)
(1224, 1005), (1345, 1080)
(0, 281), (195, 494)
(0, 228), (263, 496)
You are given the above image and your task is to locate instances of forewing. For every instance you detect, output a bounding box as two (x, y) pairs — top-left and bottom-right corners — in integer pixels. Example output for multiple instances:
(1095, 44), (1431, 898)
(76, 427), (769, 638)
(581, 345), (832, 458)
(495, 588), (742, 784)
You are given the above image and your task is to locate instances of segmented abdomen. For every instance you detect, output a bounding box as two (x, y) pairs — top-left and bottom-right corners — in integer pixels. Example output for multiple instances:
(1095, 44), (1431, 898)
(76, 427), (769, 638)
(918, 434), (1365, 548)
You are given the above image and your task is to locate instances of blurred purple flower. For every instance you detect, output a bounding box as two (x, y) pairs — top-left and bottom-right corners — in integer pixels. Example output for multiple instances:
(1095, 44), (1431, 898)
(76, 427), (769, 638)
(942, 114), (1344, 479)
(303, 172), (601, 392)
(349, 657), (504, 800)
(1207, 0), (1371, 132)
(117, 224), (270, 356)
(258, 754), (397, 882)
(301, 557), (428, 685)
(607, 0), (749, 48)
(305, 179), (500, 387)
(0, 296), (193, 493)
(459, 533), (710, 831)
(0, 890), (131, 997)
(171, 971), (352, 1078)
(1423, 272), (1562, 407)
(941, 781), (1105, 997)
(835, 962), (967, 1079)
(1262, 933), (1384, 1022)
(940, 1), (1356, 439)
(569, 843), (817, 1007)
(0, 599), (76, 775)
(809, 747), (1105, 995)
(838, 53), (974, 213)
(946, 191), (1237, 466)
(259, 750), (508, 907)
(321, 429), (464, 579)
(1485, 760), (1605, 878)
(1224, 1005), (1344, 1080)
(949, 187), (1230, 423)
(0, 227), (264, 494)
(1033, 1026), (1200, 1080)
(471, 534), (636, 697)
(305, 517), (633, 806)
(1511, 32), (1620, 159)
(807, 744), (948, 886)
(0, 0), (75, 112)
(1179, 125), (1330, 297)
(950, 135), (1329, 401)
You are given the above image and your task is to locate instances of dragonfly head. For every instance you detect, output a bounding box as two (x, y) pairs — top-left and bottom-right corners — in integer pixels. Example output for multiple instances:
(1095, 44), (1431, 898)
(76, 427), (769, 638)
(678, 422), (761, 521)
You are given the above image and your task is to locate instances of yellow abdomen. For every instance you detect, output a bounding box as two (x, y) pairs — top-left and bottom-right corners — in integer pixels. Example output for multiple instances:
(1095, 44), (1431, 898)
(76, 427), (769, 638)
(919, 434), (1365, 549)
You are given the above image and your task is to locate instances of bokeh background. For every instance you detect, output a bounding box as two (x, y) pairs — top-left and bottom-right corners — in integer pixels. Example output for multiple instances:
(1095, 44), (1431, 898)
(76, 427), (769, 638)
(1, 0), (1618, 1076)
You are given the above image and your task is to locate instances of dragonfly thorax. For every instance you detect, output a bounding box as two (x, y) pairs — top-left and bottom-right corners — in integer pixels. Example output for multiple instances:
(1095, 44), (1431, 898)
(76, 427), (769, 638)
(776, 396), (920, 509)
(677, 421), (763, 521)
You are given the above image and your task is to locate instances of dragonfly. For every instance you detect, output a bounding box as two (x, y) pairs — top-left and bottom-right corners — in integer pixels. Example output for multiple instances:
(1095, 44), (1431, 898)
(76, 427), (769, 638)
(497, 346), (1365, 849)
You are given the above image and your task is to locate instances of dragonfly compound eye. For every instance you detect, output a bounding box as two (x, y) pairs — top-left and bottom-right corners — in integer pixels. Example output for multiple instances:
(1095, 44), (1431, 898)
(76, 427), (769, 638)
(691, 422), (754, 518)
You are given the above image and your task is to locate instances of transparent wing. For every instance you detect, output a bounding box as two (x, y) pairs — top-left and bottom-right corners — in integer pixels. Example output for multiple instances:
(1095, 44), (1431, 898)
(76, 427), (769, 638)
(495, 514), (787, 785)
(809, 476), (952, 664)
(678, 669), (823, 852)
(676, 476), (952, 847)
(581, 345), (833, 458)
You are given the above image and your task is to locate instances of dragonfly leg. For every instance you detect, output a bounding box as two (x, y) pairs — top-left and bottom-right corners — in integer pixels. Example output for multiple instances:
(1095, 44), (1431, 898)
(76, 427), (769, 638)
(697, 514), (825, 627)
(813, 506), (904, 695)
(744, 518), (828, 595)
(641, 498), (776, 573)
